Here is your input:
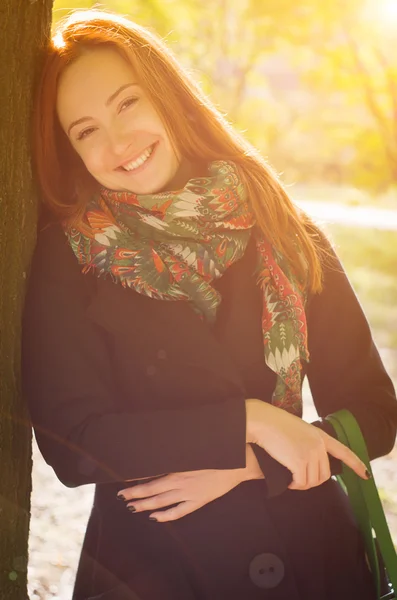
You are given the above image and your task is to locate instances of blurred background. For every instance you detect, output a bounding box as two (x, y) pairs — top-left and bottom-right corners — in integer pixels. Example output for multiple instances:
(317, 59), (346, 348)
(29, 1), (397, 598)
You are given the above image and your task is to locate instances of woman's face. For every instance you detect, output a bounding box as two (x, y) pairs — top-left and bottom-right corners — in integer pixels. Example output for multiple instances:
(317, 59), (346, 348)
(56, 46), (185, 195)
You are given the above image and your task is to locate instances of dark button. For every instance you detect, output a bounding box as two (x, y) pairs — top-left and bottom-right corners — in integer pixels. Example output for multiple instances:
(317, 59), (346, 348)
(249, 553), (285, 589)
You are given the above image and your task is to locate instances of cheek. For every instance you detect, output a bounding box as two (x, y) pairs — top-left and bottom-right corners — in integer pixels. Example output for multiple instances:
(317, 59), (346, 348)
(77, 144), (106, 175)
(147, 111), (178, 157)
(165, 131), (181, 165)
(159, 130), (179, 162)
(169, 144), (182, 170)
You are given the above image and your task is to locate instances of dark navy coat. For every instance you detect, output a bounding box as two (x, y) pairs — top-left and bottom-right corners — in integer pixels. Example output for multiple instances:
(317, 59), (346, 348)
(22, 218), (397, 600)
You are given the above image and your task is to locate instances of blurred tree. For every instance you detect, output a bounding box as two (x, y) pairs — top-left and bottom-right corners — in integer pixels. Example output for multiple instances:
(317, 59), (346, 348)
(52, 0), (316, 120)
(0, 0), (53, 597)
(160, 0), (319, 120)
(299, 0), (397, 190)
(342, 25), (397, 187)
(52, 0), (173, 31)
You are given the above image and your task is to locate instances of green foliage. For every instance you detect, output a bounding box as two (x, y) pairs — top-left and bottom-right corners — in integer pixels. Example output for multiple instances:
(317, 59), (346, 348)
(52, 0), (173, 30)
(350, 129), (393, 193)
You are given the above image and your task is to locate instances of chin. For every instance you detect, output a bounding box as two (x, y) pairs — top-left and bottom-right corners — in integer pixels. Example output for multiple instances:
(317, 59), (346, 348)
(125, 182), (166, 195)
(97, 166), (180, 195)
(132, 176), (179, 195)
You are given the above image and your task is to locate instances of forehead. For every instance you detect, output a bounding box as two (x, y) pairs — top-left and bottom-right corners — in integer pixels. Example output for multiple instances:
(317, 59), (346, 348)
(56, 46), (136, 123)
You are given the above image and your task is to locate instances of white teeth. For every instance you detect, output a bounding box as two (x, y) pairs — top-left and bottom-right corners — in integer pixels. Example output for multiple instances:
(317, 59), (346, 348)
(122, 145), (154, 171)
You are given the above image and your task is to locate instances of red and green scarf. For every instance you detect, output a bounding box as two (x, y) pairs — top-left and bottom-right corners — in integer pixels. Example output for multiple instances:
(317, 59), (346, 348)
(63, 160), (309, 414)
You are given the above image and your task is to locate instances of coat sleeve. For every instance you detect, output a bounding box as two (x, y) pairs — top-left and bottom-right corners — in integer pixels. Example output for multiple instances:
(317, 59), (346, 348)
(305, 240), (397, 459)
(252, 238), (397, 498)
(22, 224), (247, 488)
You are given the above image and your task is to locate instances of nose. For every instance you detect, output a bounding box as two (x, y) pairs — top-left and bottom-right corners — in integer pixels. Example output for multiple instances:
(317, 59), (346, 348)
(106, 124), (132, 159)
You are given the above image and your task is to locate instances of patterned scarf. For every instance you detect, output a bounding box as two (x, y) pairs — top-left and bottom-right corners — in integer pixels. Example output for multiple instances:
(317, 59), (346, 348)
(63, 160), (309, 415)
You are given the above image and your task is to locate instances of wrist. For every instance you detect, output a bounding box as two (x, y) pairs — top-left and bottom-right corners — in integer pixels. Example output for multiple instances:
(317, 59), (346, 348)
(245, 398), (269, 443)
(243, 444), (265, 482)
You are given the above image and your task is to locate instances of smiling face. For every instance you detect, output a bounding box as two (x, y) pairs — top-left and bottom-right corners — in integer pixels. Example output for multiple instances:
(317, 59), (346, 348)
(56, 46), (187, 194)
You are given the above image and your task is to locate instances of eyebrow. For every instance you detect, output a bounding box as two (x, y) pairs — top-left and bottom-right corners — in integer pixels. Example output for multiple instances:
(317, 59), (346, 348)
(67, 83), (138, 136)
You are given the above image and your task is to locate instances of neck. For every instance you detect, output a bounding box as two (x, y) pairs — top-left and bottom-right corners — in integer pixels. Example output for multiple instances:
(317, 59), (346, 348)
(159, 158), (208, 193)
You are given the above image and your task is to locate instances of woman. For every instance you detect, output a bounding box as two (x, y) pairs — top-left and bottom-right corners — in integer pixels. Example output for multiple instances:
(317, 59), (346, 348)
(22, 9), (397, 600)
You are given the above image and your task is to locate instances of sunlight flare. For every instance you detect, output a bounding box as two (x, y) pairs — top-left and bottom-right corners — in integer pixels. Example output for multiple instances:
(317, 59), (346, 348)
(365, 0), (397, 28)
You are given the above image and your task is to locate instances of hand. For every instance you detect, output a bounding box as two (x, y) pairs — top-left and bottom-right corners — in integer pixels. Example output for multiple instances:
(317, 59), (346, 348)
(117, 445), (264, 522)
(245, 398), (369, 490)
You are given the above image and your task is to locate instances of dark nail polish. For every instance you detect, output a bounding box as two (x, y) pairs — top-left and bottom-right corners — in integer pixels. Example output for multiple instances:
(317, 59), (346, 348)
(365, 469), (372, 479)
(117, 494), (126, 501)
(128, 505), (136, 512)
(149, 517), (157, 522)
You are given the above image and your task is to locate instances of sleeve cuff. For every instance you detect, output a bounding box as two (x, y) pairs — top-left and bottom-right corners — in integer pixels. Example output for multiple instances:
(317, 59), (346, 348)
(251, 444), (293, 498)
(250, 417), (343, 499)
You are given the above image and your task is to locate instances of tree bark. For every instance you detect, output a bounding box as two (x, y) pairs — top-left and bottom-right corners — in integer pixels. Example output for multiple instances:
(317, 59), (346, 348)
(0, 0), (53, 597)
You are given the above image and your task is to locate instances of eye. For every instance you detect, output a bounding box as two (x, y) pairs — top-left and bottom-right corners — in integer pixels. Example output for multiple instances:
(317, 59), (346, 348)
(76, 127), (96, 141)
(119, 97), (138, 112)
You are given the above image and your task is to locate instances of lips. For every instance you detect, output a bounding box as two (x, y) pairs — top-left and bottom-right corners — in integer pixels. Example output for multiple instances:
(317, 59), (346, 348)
(116, 142), (157, 171)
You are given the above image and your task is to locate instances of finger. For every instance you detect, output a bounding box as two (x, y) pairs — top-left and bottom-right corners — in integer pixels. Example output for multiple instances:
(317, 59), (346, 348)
(324, 436), (368, 479)
(150, 501), (199, 523)
(126, 490), (181, 513)
(318, 454), (331, 485)
(124, 475), (161, 482)
(119, 476), (176, 501)
(305, 458), (322, 490)
(288, 463), (307, 490)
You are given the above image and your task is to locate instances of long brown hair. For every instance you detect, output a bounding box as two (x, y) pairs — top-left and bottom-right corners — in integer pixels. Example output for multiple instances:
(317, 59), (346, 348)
(33, 9), (326, 293)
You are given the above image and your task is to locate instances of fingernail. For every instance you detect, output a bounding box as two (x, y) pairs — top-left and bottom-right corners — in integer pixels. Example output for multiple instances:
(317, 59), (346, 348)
(117, 494), (127, 501)
(365, 469), (372, 479)
(149, 517), (157, 522)
(127, 505), (136, 512)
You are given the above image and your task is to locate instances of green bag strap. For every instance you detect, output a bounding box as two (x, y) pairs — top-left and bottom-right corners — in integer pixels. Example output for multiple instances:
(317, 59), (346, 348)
(326, 410), (397, 599)
(326, 413), (381, 596)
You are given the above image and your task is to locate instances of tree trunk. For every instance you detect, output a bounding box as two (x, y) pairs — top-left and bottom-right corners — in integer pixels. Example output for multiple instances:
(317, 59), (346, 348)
(0, 0), (53, 597)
